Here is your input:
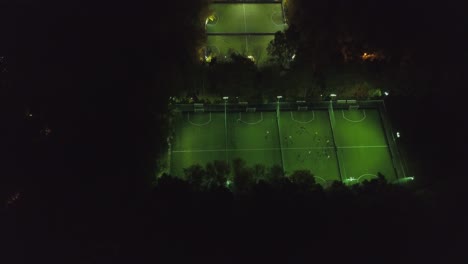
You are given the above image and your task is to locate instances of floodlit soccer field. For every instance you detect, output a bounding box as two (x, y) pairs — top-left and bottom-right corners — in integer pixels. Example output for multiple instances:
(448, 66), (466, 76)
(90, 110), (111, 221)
(333, 108), (397, 183)
(171, 104), (401, 186)
(204, 3), (286, 65)
(206, 35), (275, 65)
(206, 3), (286, 34)
(280, 110), (341, 184)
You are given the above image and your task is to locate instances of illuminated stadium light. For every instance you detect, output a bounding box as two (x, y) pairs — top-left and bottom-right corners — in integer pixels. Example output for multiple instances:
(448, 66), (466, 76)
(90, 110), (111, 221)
(223, 96), (229, 100)
(343, 177), (358, 184)
(277, 95), (283, 99)
(396, 176), (415, 184)
(330, 94), (337, 97)
(396, 132), (400, 138)
(291, 54), (296, 60)
(384, 91), (389, 96)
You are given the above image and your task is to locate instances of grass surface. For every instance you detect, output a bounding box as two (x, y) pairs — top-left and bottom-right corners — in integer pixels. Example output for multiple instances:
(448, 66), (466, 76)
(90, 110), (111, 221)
(206, 35), (275, 65)
(206, 3), (285, 34)
(227, 111), (282, 168)
(333, 108), (397, 182)
(171, 107), (398, 185)
(205, 3), (286, 65)
(171, 112), (226, 177)
(279, 110), (341, 184)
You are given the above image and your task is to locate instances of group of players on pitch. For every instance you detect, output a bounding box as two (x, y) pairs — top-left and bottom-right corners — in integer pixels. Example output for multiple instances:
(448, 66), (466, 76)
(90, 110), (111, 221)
(264, 125), (333, 162)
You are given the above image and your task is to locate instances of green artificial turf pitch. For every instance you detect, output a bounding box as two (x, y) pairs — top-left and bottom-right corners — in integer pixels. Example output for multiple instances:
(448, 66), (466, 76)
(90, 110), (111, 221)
(206, 3), (286, 34)
(171, 108), (398, 185)
(279, 110), (341, 185)
(206, 35), (275, 65)
(333, 108), (397, 183)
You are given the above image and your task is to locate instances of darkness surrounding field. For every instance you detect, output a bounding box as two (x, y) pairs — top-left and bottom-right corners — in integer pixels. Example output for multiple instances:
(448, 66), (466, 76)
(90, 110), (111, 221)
(2, 0), (467, 263)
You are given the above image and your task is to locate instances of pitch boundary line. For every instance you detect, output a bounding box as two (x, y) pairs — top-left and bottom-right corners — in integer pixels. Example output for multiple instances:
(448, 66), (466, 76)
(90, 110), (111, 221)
(187, 112), (212, 126)
(342, 109), (366, 122)
(238, 112), (263, 125)
(337, 145), (388, 149)
(290, 111), (315, 123)
(173, 146), (335, 153)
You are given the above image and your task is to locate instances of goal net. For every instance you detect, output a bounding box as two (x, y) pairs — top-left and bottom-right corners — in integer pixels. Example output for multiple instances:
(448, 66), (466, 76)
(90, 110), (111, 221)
(349, 105), (360, 110)
(298, 106), (308, 111)
(246, 107), (256, 112)
(194, 108), (205, 113)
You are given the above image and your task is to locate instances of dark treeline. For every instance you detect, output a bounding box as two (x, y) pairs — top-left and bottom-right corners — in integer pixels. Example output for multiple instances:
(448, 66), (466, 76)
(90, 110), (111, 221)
(1, 0), (467, 263)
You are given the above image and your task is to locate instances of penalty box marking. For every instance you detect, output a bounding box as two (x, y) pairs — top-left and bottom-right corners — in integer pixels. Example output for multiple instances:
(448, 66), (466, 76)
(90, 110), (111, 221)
(342, 109), (366, 122)
(238, 112), (264, 125)
(290, 111), (315, 123)
(187, 112), (212, 126)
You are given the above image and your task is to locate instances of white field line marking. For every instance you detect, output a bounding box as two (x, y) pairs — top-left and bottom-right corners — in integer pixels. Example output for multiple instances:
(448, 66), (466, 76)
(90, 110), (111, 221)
(357, 174), (378, 182)
(238, 112), (263, 125)
(290, 111), (315, 123)
(187, 112), (212, 126)
(242, 3), (248, 53)
(342, 109), (366, 122)
(173, 146), (335, 153)
(314, 176), (327, 183)
(337, 145), (388, 149)
(270, 11), (286, 26)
